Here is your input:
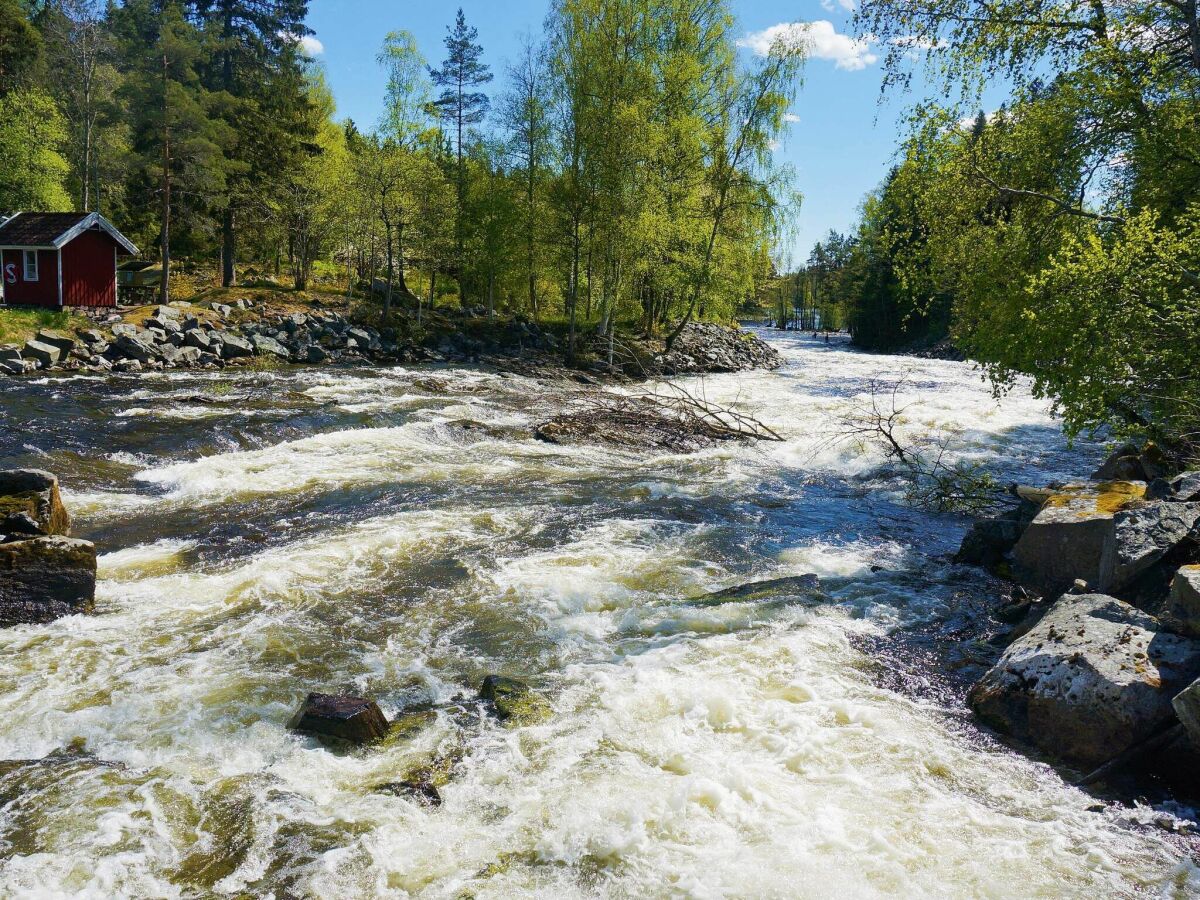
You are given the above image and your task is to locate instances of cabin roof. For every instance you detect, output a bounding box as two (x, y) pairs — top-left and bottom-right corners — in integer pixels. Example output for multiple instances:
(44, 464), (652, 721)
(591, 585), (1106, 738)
(0, 212), (139, 255)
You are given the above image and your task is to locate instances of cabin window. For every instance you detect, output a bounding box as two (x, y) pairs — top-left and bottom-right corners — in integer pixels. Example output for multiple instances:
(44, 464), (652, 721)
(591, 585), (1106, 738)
(22, 250), (38, 282)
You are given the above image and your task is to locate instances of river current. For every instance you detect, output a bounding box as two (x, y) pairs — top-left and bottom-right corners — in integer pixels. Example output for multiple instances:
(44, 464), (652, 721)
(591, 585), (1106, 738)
(0, 330), (1196, 898)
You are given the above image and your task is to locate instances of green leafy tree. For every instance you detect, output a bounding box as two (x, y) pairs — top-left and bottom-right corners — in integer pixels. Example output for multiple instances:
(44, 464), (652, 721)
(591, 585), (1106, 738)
(0, 88), (70, 210)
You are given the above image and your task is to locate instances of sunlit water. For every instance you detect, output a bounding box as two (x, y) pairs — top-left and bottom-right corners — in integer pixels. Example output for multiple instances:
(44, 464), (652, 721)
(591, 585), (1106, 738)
(0, 331), (1196, 898)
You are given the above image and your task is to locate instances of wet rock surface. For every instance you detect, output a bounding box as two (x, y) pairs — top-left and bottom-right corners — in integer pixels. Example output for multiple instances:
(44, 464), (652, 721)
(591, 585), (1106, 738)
(0, 535), (97, 627)
(288, 693), (390, 745)
(968, 593), (1200, 769)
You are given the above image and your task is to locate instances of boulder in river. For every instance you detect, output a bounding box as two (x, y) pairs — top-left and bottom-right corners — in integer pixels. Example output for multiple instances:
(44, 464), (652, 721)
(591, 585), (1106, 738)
(1011, 482), (1144, 596)
(0, 535), (97, 627)
(479, 675), (547, 723)
(288, 692), (389, 744)
(0, 469), (71, 536)
(687, 573), (824, 607)
(967, 593), (1200, 769)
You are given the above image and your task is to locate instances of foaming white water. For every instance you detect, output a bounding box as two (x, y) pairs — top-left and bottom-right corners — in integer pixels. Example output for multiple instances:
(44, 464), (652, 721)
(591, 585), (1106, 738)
(0, 332), (1190, 898)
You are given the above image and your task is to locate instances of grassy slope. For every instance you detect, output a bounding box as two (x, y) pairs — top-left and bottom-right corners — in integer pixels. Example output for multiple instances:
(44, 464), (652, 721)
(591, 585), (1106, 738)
(0, 308), (94, 347)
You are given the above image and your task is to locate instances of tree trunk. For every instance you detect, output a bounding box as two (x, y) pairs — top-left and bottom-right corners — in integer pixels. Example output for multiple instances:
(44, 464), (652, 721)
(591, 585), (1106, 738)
(383, 221), (394, 322)
(222, 209), (236, 287)
(160, 50), (170, 306)
(487, 270), (495, 320)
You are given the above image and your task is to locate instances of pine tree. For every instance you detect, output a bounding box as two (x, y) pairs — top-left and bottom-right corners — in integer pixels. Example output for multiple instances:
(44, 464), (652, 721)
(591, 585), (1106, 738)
(428, 7), (491, 294)
(186, 0), (313, 287)
(117, 0), (231, 303)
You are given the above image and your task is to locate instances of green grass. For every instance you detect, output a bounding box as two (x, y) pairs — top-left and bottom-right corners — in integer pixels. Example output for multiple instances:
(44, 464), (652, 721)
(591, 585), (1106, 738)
(0, 307), (91, 346)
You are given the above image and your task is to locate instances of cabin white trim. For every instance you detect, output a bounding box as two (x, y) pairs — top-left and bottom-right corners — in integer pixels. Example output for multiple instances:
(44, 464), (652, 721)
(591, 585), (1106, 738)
(22, 249), (38, 281)
(54, 213), (140, 255)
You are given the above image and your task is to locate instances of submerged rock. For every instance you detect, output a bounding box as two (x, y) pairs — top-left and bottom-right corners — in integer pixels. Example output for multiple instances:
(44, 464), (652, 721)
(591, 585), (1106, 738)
(967, 593), (1200, 769)
(479, 675), (547, 723)
(0, 469), (71, 536)
(0, 535), (97, 627)
(687, 573), (824, 607)
(288, 693), (389, 745)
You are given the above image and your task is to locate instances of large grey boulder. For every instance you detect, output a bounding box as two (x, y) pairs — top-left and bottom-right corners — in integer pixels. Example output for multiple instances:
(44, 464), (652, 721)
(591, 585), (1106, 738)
(1011, 482), (1145, 595)
(218, 334), (253, 359)
(184, 329), (212, 352)
(113, 333), (160, 363)
(35, 330), (76, 356)
(968, 593), (1200, 768)
(21, 340), (61, 368)
(1160, 566), (1200, 638)
(1111, 501), (1200, 589)
(0, 536), (96, 627)
(250, 335), (289, 359)
(0, 469), (71, 536)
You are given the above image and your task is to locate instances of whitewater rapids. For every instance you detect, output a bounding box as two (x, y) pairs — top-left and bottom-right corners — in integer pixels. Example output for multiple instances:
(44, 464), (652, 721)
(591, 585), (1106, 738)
(0, 331), (1195, 898)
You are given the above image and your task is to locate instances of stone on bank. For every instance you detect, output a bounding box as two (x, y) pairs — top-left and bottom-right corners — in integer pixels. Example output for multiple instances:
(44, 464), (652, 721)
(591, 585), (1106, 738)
(967, 593), (1200, 769)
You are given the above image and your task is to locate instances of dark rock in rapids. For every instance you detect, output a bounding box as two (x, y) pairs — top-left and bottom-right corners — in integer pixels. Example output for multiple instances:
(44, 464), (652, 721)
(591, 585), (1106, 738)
(0, 469), (71, 536)
(967, 593), (1200, 769)
(375, 779), (442, 807)
(479, 675), (547, 723)
(0, 535), (97, 627)
(686, 573), (825, 608)
(288, 693), (390, 745)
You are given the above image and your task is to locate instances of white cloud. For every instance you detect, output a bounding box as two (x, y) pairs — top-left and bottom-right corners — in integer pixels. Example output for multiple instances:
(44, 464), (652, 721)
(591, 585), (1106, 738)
(280, 31), (324, 57)
(738, 21), (877, 71)
(821, 0), (856, 10)
(784, 112), (801, 123)
(299, 35), (324, 56)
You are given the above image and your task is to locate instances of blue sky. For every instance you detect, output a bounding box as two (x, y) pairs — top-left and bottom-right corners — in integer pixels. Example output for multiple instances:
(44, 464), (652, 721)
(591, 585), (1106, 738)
(304, 1), (927, 264)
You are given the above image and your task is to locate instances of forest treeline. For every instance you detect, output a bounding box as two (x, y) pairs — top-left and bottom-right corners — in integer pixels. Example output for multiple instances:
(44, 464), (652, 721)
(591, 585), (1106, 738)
(0, 0), (804, 359)
(778, 0), (1200, 455)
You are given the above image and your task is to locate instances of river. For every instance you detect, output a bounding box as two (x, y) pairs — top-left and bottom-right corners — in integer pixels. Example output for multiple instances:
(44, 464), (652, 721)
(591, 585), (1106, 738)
(0, 330), (1196, 898)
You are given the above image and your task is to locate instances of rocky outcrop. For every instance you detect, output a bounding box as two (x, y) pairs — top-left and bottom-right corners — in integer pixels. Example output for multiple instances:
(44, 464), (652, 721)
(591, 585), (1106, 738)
(1010, 482), (1144, 596)
(0, 535), (97, 627)
(1160, 566), (1200, 637)
(1112, 501), (1200, 589)
(653, 323), (782, 375)
(1093, 441), (1172, 482)
(967, 593), (1200, 769)
(288, 692), (389, 744)
(0, 469), (71, 536)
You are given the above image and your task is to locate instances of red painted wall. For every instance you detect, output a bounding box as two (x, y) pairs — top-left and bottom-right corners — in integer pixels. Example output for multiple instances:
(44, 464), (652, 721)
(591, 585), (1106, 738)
(62, 229), (117, 307)
(1, 248), (60, 307)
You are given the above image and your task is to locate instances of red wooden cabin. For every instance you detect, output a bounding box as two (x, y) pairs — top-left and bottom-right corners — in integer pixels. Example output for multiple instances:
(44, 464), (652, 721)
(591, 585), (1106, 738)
(0, 212), (139, 309)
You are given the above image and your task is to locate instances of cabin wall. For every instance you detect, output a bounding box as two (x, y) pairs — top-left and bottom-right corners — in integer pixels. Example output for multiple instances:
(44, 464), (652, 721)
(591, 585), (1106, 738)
(0, 248), (60, 307)
(62, 230), (117, 307)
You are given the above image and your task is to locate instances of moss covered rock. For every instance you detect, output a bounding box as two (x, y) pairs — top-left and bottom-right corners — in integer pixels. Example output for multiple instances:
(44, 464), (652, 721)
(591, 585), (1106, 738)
(0, 469), (71, 536)
(479, 675), (549, 724)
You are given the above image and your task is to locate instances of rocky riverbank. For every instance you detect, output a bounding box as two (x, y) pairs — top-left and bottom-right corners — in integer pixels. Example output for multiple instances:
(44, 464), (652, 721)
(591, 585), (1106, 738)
(948, 441), (1200, 798)
(0, 299), (781, 381)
